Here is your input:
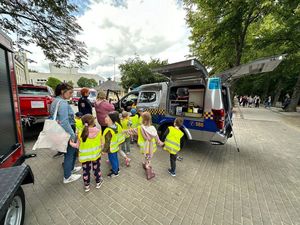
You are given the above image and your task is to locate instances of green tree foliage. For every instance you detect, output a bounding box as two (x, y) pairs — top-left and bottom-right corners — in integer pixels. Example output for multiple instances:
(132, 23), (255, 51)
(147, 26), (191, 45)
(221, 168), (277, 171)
(46, 77), (62, 90)
(77, 77), (98, 88)
(67, 80), (74, 87)
(89, 78), (98, 87)
(0, 0), (87, 67)
(184, 0), (300, 111)
(119, 57), (168, 90)
(184, 0), (273, 70)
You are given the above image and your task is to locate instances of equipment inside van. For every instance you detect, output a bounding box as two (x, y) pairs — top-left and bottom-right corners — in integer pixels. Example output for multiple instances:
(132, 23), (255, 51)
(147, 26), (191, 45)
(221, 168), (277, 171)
(111, 55), (285, 145)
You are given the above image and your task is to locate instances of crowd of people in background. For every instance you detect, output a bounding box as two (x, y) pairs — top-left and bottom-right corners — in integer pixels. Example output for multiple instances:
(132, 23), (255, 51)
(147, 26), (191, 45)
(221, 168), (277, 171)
(238, 95), (261, 108)
(237, 93), (291, 110)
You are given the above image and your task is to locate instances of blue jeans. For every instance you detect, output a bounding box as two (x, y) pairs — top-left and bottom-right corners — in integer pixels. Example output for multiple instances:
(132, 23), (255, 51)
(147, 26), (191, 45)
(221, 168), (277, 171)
(108, 152), (119, 174)
(64, 144), (77, 179)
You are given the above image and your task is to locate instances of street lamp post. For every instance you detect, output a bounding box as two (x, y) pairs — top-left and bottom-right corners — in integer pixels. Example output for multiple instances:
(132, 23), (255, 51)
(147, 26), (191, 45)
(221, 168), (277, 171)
(109, 56), (116, 81)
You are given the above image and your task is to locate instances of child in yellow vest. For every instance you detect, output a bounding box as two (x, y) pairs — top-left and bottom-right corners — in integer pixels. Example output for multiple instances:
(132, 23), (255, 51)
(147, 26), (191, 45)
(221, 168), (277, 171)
(129, 109), (139, 143)
(70, 114), (103, 192)
(137, 108), (143, 125)
(130, 108), (139, 128)
(162, 118), (184, 177)
(75, 112), (84, 134)
(102, 111), (125, 177)
(125, 112), (163, 180)
(120, 111), (132, 166)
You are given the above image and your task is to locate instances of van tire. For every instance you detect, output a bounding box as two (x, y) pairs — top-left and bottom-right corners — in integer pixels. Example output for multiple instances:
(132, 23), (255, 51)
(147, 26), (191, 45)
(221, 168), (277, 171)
(158, 124), (169, 140)
(0, 187), (25, 225)
(181, 134), (188, 148)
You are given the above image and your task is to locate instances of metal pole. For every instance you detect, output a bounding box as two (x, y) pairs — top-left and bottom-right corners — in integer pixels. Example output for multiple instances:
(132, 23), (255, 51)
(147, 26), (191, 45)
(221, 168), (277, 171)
(113, 57), (115, 81)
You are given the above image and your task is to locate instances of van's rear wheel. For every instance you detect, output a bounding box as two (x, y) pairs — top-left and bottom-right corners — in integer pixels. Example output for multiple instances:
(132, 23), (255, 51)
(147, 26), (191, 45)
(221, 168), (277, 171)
(1, 187), (25, 225)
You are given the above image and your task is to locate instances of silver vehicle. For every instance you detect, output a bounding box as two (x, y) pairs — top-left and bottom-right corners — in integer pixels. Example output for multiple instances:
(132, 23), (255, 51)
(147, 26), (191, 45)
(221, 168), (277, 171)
(87, 89), (97, 106)
(112, 55), (284, 144)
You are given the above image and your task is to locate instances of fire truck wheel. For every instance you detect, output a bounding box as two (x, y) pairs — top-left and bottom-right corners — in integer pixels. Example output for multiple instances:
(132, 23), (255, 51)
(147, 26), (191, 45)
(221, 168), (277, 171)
(1, 187), (25, 225)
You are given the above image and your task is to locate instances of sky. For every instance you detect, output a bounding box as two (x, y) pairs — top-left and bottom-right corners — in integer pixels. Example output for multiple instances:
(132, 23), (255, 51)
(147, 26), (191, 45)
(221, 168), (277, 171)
(28, 0), (191, 79)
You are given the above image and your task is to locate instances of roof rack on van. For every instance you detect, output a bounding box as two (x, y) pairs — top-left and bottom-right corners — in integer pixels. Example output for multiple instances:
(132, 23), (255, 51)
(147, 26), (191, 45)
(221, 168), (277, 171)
(153, 59), (208, 82)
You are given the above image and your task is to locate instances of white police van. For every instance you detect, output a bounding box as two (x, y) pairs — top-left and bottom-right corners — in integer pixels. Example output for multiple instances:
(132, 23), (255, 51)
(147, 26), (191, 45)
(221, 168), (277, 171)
(113, 55), (284, 144)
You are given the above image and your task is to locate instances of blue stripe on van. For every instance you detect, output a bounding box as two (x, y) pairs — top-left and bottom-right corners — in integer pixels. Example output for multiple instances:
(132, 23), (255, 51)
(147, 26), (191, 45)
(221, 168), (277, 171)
(153, 115), (218, 132)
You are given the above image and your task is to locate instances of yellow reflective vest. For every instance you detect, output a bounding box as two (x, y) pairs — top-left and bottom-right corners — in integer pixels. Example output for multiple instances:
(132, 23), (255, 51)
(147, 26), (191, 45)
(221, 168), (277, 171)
(78, 131), (102, 163)
(137, 126), (157, 154)
(103, 123), (125, 153)
(121, 118), (130, 138)
(163, 126), (184, 155)
(130, 115), (139, 128)
(75, 118), (84, 133)
(138, 115), (143, 125)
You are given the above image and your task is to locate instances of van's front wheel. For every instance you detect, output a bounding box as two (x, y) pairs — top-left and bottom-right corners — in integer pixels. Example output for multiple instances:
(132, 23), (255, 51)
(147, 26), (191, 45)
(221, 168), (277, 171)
(1, 187), (25, 225)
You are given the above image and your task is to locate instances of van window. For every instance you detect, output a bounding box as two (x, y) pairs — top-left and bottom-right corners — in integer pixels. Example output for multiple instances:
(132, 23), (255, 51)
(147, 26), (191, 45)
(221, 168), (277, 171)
(139, 92), (156, 103)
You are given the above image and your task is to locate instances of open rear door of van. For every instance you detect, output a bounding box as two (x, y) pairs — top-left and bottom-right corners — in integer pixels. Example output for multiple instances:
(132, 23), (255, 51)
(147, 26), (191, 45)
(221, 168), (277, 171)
(214, 54), (286, 83)
(153, 59), (208, 83)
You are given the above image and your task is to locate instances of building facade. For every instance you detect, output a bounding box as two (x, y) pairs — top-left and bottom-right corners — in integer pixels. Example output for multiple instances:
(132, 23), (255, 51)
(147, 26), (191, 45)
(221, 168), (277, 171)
(14, 52), (30, 85)
(29, 63), (105, 87)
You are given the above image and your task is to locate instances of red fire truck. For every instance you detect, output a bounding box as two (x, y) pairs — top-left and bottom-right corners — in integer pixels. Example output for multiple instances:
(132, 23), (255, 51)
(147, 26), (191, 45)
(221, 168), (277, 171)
(0, 30), (35, 224)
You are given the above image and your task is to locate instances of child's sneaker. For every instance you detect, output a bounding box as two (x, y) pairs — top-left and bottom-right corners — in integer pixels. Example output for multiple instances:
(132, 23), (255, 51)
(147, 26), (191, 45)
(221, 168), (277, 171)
(176, 156), (183, 161)
(96, 179), (103, 189)
(107, 172), (119, 178)
(110, 168), (120, 173)
(84, 185), (90, 192)
(125, 158), (131, 167)
(168, 169), (176, 177)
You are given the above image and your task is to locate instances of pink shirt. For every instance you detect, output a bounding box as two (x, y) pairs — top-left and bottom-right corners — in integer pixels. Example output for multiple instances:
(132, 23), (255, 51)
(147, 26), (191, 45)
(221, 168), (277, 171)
(95, 100), (115, 126)
(70, 127), (101, 149)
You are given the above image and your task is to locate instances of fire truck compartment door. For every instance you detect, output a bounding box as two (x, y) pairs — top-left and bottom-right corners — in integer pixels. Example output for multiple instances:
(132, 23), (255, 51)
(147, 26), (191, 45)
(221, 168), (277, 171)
(153, 59), (208, 83)
(0, 47), (18, 162)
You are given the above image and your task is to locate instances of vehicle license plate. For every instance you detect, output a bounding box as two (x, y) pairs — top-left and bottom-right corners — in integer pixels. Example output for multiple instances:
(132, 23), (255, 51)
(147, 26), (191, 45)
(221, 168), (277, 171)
(31, 101), (45, 109)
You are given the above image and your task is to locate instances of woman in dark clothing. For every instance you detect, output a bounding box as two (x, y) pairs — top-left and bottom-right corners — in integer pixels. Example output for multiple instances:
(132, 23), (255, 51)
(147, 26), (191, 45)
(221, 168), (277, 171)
(78, 87), (93, 115)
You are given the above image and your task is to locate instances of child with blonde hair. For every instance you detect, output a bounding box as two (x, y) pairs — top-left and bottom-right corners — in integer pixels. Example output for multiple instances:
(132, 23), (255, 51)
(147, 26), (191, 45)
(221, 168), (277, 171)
(70, 114), (103, 192)
(125, 112), (163, 180)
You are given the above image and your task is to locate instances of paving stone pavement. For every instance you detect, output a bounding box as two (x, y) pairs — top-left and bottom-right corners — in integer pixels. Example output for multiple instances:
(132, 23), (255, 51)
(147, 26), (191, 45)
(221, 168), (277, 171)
(23, 107), (300, 225)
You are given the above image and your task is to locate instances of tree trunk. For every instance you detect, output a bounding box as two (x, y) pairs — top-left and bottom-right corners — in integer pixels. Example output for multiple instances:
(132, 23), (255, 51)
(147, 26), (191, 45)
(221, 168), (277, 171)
(286, 74), (300, 112)
(262, 77), (271, 101)
(273, 81), (283, 107)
